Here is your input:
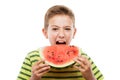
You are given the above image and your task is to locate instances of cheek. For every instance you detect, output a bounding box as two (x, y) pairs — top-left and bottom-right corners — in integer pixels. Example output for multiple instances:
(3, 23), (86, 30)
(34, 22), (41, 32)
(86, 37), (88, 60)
(48, 31), (58, 39)
(65, 31), (74, 39)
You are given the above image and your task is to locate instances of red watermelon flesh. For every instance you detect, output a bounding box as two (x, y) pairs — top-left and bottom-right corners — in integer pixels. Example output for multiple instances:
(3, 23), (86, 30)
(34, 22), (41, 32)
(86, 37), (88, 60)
(40, 45), (79, 68)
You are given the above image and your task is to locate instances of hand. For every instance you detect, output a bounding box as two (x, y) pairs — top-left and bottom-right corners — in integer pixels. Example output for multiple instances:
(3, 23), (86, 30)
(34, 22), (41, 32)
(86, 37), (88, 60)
(73, 55), (96, 80)
(30, 60), (50, 80)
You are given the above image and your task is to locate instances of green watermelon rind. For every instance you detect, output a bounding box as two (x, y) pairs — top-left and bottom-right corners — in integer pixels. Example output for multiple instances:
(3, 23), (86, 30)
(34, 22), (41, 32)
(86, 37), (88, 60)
(39, 46), (79, 69)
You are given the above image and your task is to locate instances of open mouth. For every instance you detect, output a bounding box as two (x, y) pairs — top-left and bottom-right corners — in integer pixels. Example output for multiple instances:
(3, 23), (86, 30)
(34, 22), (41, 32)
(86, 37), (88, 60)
(56, 41), (66, 45)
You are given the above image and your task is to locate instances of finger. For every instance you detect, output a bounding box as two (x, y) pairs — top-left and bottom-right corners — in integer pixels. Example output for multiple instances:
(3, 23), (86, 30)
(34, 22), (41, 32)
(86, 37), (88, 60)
(37, 67), (50, 77)
(39, 64), (50, 68)
(73, 65), (84, 72)
(32, 65), (50, 78)
(37, 60), (45, 65)
(77, 56), (88, 65)
(34, 64), (49, 72)
(80, 56), (91, 66)
(78, 57), (91, 70)
(74, 56), (85, 65)
(32, 60), (45, 71)
(33, 60), (44, 68)
(74, 59), (86, 69)
(74, 56), (90, 69)
(37, 66), (50, 74)
(78, 54), (82, 57)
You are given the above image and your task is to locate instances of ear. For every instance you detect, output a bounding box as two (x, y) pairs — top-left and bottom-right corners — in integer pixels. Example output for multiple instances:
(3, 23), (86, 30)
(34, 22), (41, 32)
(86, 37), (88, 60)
(42, 28), (48, 39)
(73, 28), (76, 38)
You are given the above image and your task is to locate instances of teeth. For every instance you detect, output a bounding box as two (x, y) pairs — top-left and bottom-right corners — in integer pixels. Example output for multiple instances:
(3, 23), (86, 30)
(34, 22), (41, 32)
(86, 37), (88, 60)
(58, 41), (63, 42)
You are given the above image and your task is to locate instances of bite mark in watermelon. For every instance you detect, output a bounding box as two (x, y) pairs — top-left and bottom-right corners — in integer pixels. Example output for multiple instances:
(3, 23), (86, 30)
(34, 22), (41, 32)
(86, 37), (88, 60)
(40, 45), (80, 68)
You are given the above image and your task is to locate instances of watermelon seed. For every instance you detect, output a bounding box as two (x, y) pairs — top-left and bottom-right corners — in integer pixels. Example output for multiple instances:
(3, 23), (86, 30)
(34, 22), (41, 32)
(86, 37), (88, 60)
(51, 52), (54, 54)
(56, 60), (60, 62)
(60, 60), (63, 62)
(58, 56), (60, 58)
(48, 56), (51, 59)
(52, 53), (54, 56)
(67, 51), (70, 56)
(56, 60), (62, 62)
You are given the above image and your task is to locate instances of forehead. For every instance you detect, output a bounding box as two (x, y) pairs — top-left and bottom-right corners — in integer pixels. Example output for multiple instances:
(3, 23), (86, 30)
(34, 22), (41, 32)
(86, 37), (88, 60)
(48, 15), (73, 27)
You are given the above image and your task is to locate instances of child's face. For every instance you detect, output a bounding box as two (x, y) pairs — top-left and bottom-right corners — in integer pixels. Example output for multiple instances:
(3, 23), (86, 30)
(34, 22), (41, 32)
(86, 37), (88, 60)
(43, 15), (76, 45)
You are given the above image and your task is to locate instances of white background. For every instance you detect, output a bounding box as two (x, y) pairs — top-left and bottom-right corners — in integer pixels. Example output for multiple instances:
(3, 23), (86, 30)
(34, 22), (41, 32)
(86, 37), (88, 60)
(0, 0), (120, 80)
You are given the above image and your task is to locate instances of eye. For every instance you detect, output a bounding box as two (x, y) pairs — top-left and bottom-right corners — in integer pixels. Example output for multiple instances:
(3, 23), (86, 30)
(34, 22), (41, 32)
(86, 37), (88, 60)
(65, 28), (71, 30)
(52, 28), (58, 31)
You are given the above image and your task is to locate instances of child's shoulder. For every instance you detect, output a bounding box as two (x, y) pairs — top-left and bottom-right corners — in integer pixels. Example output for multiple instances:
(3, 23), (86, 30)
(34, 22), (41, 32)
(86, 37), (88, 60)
(79, 48), (87, 55)
(26, 47), (43, 59)
(79, 48), (90, 59)
(25, 48), (43, 65)
(27, 50), (39, 56)
(27, 47), (43, 55)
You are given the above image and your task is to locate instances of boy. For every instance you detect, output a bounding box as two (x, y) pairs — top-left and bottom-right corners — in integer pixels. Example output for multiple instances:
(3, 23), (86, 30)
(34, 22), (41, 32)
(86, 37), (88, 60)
(17, 5), (104, 80)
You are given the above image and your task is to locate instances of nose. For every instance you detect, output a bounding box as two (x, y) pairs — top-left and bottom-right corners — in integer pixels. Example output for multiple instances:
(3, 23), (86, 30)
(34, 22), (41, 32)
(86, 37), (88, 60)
(58, 29), (65, 39)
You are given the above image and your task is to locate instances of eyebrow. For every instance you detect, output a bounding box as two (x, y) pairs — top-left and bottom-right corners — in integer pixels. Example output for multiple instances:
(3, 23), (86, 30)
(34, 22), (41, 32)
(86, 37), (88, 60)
(51, 25), (59, 27)
(51, 25), (72, 28)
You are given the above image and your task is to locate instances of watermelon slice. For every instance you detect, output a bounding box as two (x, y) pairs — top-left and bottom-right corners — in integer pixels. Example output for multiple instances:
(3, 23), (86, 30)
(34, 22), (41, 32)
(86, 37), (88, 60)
(40, 45), (79, 68)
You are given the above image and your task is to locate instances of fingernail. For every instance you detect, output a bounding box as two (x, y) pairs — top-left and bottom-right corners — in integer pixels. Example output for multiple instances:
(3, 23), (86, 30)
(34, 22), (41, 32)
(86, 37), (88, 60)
(73, 58), (77, 61)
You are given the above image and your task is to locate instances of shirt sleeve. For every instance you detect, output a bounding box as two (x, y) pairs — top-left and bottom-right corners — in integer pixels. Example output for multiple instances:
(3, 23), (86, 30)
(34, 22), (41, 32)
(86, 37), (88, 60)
(81, 50), (104, 80)
(17, 53), (32, 80)
(17, 50), (40, 80)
